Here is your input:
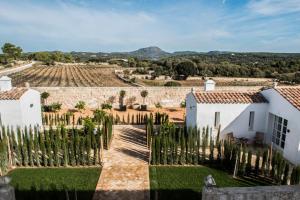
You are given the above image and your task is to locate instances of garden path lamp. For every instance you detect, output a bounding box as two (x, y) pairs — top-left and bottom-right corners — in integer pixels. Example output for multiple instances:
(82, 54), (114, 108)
(204, 175), (216, 192)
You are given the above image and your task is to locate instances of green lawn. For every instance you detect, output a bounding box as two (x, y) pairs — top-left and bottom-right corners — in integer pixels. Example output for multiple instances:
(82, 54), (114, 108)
(150, 166), (270, 200)
(8, 167), (101, 200)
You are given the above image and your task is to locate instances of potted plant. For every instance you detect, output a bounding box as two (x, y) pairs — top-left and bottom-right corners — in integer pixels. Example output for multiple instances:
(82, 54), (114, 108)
(119, 90), (126, 111)
(140, 90), (148, 111)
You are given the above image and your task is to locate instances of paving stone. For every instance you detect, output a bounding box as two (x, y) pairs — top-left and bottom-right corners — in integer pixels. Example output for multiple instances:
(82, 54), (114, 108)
(93, 125), (150, 200)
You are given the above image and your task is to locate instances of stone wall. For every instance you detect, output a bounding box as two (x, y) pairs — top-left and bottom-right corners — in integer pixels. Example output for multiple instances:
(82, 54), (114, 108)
(202, 185), (300, 200)
(33, 86), (263, 109)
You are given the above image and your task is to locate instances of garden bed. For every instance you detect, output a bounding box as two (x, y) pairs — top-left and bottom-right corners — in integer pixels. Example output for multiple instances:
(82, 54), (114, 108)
(150, 166), (270, 200)
(8, 167), (101, 200)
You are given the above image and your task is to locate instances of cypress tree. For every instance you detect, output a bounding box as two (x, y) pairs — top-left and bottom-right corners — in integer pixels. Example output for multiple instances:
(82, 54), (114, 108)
(86, 130), (92, 166)
(271, 152), (278, 179)
(276, 154), (284, 184)
(201, 127), (206, 163)
(246, 150), (252, 176)
(22, 129), (29, 166)
(46, 129), (53, 167)
(282, 163), (289, 185)
(151, 135), (156, 165)
(74, 129), (80, 166)
(155, 135), (161, 165)
(61, 126), (68, 167)
(10, 129), (18, 166)
(16, 128), (23, 166)
(69, 130), (76, 166)
(255, 151), (261, 176)
(80, 137), (86, 165)
(174, 129), (179, 165)
(34, 131), (40, 167)
(180, 128), (186, 165)
(290, 166), (300, 185)
(40, 130), (47, 166)
(54, 129), (61, 166)
(209, 134), (214, 165)
(239, 147), (246, 176)
(217, 141), (222, 165)
(197, 129), (201, 164)
(28, 127), (34, 167)
(261, 149), (268, 175)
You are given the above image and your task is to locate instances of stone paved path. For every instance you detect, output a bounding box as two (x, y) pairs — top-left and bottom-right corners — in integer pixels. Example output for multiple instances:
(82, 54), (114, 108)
(93, 125), (150, 200)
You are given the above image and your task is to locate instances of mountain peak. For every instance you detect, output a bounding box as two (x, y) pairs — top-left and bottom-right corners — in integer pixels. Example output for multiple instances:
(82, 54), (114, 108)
(129, 46), (170, 59)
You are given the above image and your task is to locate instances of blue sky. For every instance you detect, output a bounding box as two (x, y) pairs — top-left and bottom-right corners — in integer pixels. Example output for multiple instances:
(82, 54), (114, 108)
(0, 0), (300, 52)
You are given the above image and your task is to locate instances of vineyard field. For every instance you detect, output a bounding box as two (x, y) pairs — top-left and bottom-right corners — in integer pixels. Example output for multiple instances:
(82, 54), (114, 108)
(10, 64), (131, 87)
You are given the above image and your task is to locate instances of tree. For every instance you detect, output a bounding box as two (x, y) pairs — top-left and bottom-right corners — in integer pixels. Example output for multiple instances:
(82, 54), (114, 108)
(50, 102), (62, 112)
(140, 90), (148, 105)
(119, 90), (126, 109)
(75, 101), (86, 112)
(290, 166), (300, 185)
(41, 92), (50, 105)
(255, 151), (261, 175)
(282, 163), (289, 185)
(246, 151), (252, 175)
(174, 60), (197, 79)
(1, 43), (23, 61)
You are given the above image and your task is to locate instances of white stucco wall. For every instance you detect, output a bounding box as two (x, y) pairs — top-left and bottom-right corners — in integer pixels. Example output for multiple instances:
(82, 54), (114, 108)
(196, 103), (268, 140)
(185, 92), (268, 140)
(20, 89), (42, 128)
(186, 92), (198, 128)
(0, 89), (42, 129)
(261, 88), (300, 165)
(0, 100), (22, 127)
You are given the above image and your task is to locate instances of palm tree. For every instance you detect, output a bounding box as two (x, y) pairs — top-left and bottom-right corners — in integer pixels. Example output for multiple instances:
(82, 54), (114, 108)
(41, 92), (50, 105)
(119, 90), (126, 109)
(140, 90), (148, 105)
(75, 101), (86, 113)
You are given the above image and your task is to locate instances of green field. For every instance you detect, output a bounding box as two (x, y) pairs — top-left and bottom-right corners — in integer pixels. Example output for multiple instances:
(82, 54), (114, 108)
(8, 168), (101, 200)
(150, 166), (270, 200)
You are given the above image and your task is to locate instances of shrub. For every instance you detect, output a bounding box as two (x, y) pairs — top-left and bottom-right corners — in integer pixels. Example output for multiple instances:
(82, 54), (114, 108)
(101, 103), (112, 110)
(164, 81), (181, 87)
(75, 101), (86, 111)
(290, 166), (300, 185)
(180, 101), (186, 108)
(155, 102), (162, 109)
(43, 102), (62, 112)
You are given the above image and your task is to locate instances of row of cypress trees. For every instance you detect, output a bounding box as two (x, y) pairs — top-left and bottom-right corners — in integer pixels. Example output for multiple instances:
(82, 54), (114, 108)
(114, 112), (169, 125)
(147, 121), (300, 185)
(43, 110), (169, 126)
(0, 116), (114, 175)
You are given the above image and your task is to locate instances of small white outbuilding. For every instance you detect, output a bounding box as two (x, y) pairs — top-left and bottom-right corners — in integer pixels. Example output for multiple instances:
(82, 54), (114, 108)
(0, 76), (42, 129)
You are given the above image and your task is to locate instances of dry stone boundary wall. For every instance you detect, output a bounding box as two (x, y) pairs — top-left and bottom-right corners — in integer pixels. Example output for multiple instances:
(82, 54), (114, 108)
(33, 86), (263, 109)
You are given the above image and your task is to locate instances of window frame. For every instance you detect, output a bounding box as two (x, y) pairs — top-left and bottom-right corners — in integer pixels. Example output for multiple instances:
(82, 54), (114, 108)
(214, 112), (220, 128)
(248, 111), (255, 131)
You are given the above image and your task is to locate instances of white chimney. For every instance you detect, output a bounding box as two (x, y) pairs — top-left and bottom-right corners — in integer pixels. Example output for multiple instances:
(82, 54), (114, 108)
(191, 87), (196, 94)
(0, 76), (12, 92)
(204, 79), (215, 91)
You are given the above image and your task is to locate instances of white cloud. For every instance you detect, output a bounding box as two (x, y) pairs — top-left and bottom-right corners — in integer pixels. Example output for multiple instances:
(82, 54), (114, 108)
(248, 0), (300, 15)
(0, 0), (299, 52)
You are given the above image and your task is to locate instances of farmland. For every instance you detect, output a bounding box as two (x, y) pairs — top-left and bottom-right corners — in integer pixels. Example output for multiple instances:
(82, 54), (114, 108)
(10, 64), (131, 87)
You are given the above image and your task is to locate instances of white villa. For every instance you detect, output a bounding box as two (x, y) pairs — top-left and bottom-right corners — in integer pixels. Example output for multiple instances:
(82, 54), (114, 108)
(186, 80), (300, 165)
(0, 76), (42, 129)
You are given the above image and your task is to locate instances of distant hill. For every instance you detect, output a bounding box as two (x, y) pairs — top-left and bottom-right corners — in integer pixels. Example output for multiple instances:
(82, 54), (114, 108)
(69, 47), (300, 61)
(127, 46), (170, 59)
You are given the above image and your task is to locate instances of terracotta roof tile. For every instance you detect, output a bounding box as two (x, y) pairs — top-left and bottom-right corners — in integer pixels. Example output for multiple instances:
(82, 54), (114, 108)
(275, 88), (300, 111)
(0, 88), (28, 100)
(193, 91), (268, 104)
